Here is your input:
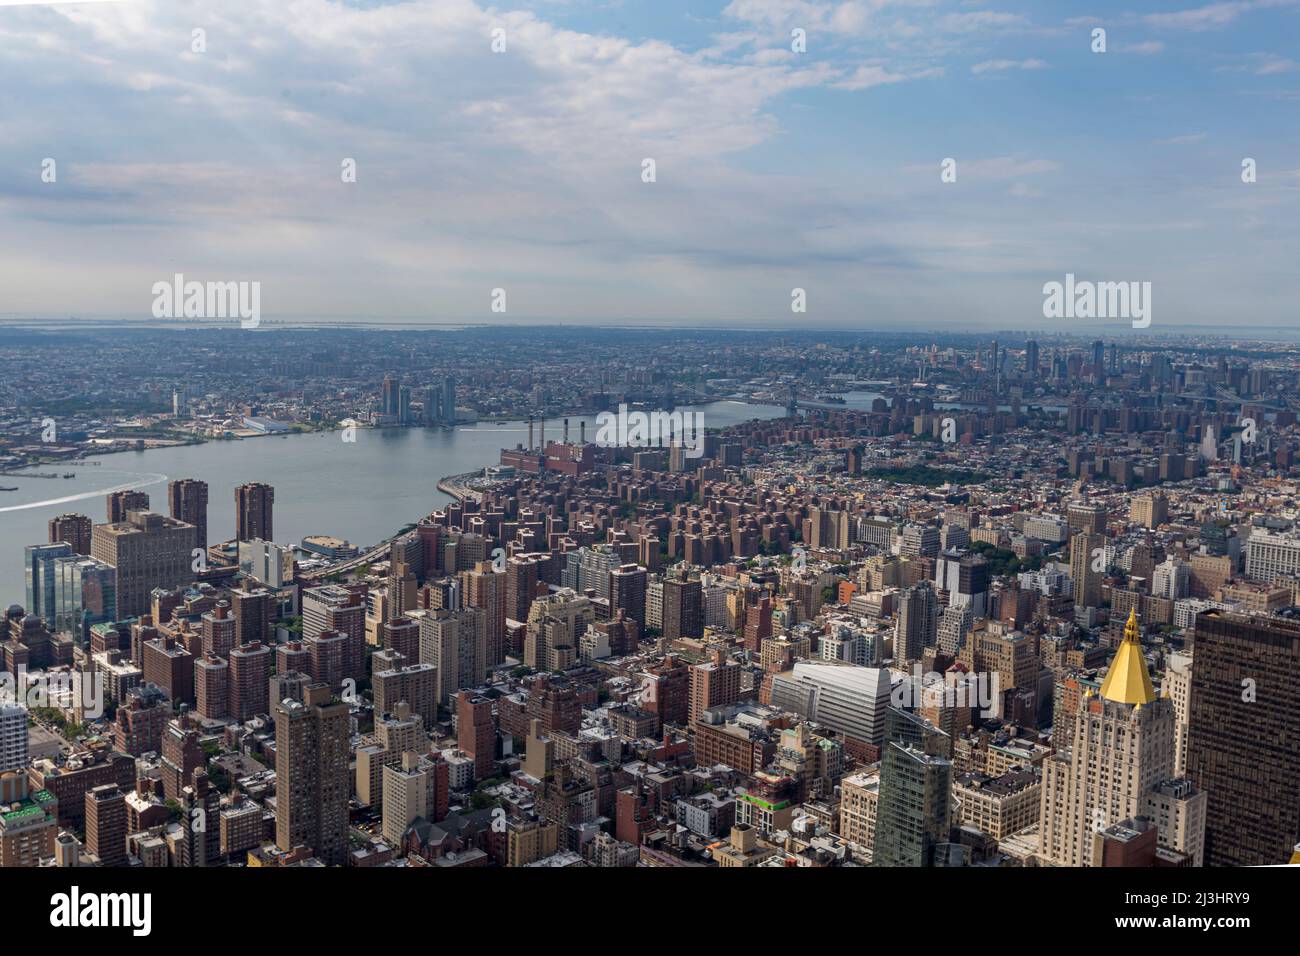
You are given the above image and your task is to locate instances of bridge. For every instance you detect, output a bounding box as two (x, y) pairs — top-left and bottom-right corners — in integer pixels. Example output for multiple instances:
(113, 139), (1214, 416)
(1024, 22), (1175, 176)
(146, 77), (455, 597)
(298, 539), (394, 583)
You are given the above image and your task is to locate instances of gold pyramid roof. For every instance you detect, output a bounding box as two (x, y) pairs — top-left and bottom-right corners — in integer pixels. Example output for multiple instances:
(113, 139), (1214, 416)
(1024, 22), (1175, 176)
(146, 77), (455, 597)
(1100, 608), (1156, 706)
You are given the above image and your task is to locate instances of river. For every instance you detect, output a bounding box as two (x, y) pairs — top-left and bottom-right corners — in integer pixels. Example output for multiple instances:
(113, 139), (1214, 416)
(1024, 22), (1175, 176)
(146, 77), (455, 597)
(0, 400), (785, 605)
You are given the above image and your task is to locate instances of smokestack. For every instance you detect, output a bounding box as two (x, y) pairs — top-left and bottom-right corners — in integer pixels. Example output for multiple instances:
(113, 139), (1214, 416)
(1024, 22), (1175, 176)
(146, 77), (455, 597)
(580, 421), (586, 444)
(528, 418), (534, 450)
(540, 418), (545, 449)
(564, 418), (569, 443)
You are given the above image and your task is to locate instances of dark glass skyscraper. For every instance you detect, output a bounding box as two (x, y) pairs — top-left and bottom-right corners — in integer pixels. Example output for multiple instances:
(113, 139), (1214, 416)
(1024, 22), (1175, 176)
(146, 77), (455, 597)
(1186, 609), (1300, 866)
(873, 708), (952, 867)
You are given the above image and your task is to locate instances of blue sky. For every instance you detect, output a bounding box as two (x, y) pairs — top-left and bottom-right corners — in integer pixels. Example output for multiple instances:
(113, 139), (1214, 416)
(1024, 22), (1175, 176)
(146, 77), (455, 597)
(0, 0), (1298, 331)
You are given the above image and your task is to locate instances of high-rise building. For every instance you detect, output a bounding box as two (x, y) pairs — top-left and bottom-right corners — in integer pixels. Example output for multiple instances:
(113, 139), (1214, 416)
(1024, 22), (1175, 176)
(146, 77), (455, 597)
(231, 587), (274, 646)
(662, 577), (702, 642)
(769, 661), (892, 749)
(838, 768), (880, 863)
(609, 563), (647, 629)
(456, 691), (496, 781)
(91, 511), (196, 618)
(873, 708), (952, 867)
(418, 605), (487, 706)
(1186, 609), (1300, 866)
(0, 703), (29, 773)
(461, 561), (507, 667)
(381, 751), (445, 847)
(168, 478), (209, 551)
(85, 784), (127, 867)
(229, 641), (271, 720)
(49, 555), (116, 640)
(275, 683), (350, 866)
(506, 555), (540, 627)
(238, 539), (294, 587)
(302, 584), (367, 684)
(195, 655), (230, 721)
(235, 482), (274, 543)
(1129, 492), (1168, 530)
(688, 647), (740, 723)
(24, 542), (73, 622)
(106, 489), (150, 524)
(1069, 531), (1106, 610)
(895, 582), (939, 662)
(441, 374), (457, 424)
(160, 719), (205, 801)
(1039, 609), (1203, 866)
(47, 513), (92, 556)
(1163, 649), (1193, 776)
(1151, 558), (1190, 601)
(1244, 530), (1300, 585)
(523, 589), (592, 672)
(0, 775), (56, 866)
(201, 601), (237, 657)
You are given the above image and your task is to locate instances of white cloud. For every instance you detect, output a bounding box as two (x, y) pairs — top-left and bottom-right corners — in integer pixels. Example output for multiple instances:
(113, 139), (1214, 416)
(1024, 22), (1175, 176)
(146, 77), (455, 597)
(971, 58), (1047, 74)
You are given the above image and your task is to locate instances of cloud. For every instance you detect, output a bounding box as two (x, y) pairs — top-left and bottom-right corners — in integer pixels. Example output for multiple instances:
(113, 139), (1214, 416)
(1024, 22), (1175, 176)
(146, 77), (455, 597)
(1153, 132), (1208, 144)
(1117, 40), (1165, 54)
(1144, 2), (1254, 31)
(903, 156), (1060, 179)
(971, 58), (1047, 74)
(832, 62), (943, 89)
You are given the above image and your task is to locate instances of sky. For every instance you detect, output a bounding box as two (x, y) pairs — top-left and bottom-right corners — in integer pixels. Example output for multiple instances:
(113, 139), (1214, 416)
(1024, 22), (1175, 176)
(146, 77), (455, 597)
(0, 0), (1298, 332)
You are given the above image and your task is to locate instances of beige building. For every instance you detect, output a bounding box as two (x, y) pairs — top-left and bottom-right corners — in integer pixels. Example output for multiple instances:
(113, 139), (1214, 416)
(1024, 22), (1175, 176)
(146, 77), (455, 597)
(1162, 650), (1193, 776)
(837, 768), (879, 863)
(507, 818), (558, 867)
(1038, 610), (1203, 867)
(954, 769), (1040, 840)
(1129, 493), (1168, 529)
(381, 752), (437, 847)
(91, 511), (196, 618)
(416, 606), (486, 707)
(523, 589), (593, 672)
(713, 824), (775, 868)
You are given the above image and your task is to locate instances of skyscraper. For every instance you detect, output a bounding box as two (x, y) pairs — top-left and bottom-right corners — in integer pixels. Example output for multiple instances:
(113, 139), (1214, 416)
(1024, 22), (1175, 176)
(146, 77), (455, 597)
(1039, 609), (1204, 866)
(1186, 609), (1300, 866)
(106, 489), (149, 523)
(47, 513), (92, 556)
(419, 605), (487, 705)
(235, 482), (274, 543)
(168, 478), (209, 551)
(688, 647), (740, 724)
(873, 708), (952, 867)
(50, 555), (116, 640)
(0, 703), (29, 774)
(24, 542), (73, 621)
(441, 374), (457, 424)
(462, 560), (507, 667)
(91, 511), (196, 618)
(1069, 531), (1106, 610)
(662, 577), (702, 641)
(275, 683), (350, 866)
(302, 584), (366, 683)
(610, 563), (647, 629)
(895, 581), (939, 663)
(456, 692), (496, 781)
